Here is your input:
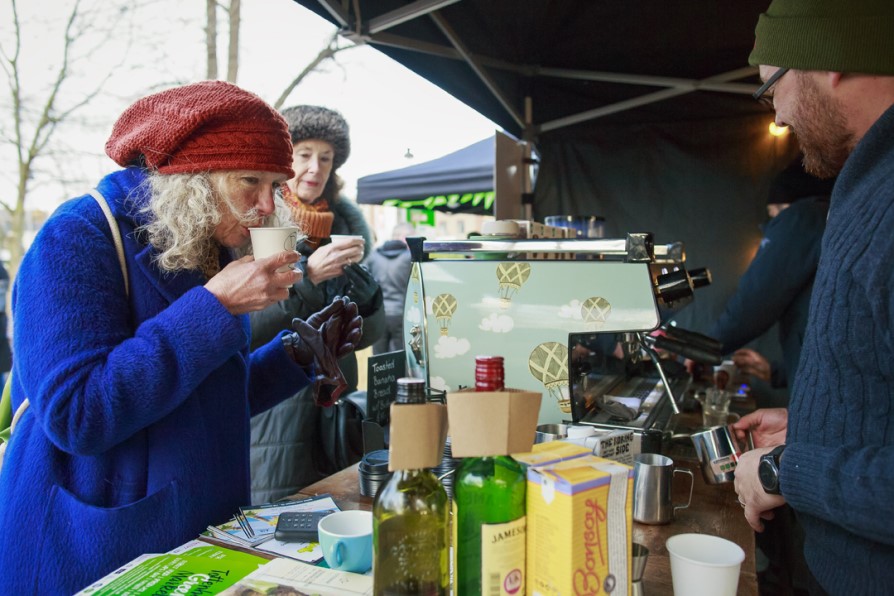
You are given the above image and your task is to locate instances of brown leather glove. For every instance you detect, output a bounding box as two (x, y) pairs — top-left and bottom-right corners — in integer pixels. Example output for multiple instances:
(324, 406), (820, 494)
(282, 296), (363, 406)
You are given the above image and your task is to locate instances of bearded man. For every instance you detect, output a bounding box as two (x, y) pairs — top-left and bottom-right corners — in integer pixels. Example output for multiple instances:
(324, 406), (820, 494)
(731, 1), (894, 594)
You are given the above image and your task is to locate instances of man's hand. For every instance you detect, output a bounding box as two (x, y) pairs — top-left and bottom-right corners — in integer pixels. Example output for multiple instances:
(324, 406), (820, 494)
(731, 407), (787, 448)
(732, 348), (771, 382)
(734, 447), (787, 532)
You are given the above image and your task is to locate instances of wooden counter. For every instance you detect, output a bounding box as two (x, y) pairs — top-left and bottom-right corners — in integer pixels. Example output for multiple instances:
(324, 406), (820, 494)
(296, 447), (757, 596)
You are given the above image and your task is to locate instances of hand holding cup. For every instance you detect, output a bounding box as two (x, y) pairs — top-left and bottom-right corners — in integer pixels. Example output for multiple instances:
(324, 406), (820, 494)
(205, 252), (300, 315)
(306, 235), (364, 285)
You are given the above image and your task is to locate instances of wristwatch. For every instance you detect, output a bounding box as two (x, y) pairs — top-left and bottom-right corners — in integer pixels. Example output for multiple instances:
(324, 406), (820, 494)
(758, 445), (786, 495)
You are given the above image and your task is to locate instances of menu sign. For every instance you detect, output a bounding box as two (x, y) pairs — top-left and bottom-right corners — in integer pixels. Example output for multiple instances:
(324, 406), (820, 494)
(366, 351), (406, 427)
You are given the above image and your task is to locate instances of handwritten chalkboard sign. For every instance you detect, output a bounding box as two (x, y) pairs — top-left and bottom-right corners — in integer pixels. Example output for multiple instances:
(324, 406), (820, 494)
(366, 351), (407, 427)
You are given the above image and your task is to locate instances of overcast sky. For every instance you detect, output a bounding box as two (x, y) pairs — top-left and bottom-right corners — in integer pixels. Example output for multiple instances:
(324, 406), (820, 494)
(1, 0), (498, 211)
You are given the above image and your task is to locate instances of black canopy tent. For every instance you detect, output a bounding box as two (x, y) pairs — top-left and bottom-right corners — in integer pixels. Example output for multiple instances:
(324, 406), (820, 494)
(290, 0), (799, 375)
(356, 136), (495, 215)
(291, 0), (772, 136)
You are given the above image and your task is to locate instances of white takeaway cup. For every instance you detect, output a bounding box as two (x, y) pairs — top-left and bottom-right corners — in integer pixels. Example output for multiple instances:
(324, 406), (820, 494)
(666, 533), (745, 596)
(329, 234), (364, 245)
(249, 226), (300, 272)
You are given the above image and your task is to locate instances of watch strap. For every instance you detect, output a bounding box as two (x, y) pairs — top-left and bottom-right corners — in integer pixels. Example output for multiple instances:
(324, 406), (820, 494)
(759, 444), (785, 494)
(769, 444), (786, 465)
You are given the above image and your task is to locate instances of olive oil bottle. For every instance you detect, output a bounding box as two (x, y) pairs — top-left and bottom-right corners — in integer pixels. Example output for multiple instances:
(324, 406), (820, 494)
(373, 378), (449, 595)
(453, 356), (526, 596)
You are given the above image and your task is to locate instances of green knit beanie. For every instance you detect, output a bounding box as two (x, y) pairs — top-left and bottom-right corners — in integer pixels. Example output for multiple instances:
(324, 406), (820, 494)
(749, 0), (894, 75)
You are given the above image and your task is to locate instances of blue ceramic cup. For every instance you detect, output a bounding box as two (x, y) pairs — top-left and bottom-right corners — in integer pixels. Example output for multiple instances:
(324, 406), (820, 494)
(318, 510), (373, 573)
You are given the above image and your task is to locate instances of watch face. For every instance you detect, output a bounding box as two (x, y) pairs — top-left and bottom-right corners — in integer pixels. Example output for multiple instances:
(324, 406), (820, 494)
(759, 457), (779, 494)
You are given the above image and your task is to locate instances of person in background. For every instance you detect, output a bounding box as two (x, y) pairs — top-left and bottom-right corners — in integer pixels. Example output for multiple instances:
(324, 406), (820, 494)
(0, 81), (362, 593)
(0, 262), (11, 383)
(710, 158), (834, 407)
(733, 1), (894, 594)
(364, 222), (415, 355)
(249, 105), (384, 504)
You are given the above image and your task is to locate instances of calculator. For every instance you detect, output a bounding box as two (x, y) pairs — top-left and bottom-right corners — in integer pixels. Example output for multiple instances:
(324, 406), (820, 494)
(274, 510), (332, 543)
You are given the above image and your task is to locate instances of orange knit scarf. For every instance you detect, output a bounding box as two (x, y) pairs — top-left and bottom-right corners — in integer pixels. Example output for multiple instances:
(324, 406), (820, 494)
(281, 185), (334, 250)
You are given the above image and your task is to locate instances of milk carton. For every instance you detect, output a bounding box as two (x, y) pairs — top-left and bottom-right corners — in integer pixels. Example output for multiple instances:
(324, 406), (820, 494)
(527, 455), (633, 596)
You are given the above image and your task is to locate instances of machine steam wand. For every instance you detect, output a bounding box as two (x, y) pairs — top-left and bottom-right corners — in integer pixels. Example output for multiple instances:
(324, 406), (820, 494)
(635, 332), (682, 415)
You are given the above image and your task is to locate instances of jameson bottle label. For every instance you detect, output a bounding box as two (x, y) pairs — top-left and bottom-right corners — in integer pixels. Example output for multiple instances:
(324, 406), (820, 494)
(480, 516), (526, 595)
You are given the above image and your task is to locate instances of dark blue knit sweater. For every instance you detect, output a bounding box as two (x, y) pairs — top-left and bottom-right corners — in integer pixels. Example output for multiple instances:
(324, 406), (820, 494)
(782, 102), (894, 595)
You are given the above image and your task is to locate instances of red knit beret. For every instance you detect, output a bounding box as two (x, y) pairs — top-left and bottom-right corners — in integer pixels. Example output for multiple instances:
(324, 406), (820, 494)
(105, 80), (294, 178)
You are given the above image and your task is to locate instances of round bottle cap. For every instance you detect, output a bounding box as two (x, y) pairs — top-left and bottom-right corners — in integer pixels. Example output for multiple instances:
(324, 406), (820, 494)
(475, 355), (505, 391)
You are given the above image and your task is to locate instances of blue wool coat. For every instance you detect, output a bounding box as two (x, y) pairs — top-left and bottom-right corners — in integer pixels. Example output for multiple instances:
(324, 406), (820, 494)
(0, 168), (310, 594)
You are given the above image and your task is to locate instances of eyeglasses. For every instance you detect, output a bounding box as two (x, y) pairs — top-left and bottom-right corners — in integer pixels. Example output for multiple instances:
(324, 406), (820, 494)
(752, 67), (789, 106)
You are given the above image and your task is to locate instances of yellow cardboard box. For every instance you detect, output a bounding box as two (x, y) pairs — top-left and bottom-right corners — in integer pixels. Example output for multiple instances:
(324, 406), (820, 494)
(527, 455), (633, 596)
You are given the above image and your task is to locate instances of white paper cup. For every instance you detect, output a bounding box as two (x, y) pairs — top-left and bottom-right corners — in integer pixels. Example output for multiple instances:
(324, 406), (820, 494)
(330, 234), (364, 245)
(666, 533), (744, 596)
(250, 227), (299, 272)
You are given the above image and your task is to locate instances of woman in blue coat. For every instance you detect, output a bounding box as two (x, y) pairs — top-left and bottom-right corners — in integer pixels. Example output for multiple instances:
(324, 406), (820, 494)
(0, 81), (361, 594)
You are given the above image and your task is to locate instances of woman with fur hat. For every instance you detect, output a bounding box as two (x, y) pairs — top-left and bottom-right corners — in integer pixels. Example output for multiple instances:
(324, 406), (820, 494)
(249, 105), (384, 504)
(0, 82), (362, 593)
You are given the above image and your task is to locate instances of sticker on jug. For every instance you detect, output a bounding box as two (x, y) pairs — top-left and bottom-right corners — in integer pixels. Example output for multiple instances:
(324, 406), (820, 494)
(709, 453), (739, 476)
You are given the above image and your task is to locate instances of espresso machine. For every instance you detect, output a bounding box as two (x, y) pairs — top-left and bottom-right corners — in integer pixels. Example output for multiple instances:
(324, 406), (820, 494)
(401, 230), (720, 453)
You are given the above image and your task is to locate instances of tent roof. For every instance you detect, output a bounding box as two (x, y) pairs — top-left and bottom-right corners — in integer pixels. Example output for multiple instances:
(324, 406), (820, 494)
(290, 0), (771, 139)
(356, 136), (494, 213)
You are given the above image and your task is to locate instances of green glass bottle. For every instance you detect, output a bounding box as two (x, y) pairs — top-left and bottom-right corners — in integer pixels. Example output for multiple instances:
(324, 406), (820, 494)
(373, 378), (449, 596)
(453, 356), (527, 596)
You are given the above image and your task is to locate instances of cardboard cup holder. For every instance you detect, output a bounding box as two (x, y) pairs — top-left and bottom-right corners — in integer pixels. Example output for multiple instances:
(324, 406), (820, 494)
(388, 402), (448, 471)
(446, 389), (542, 457)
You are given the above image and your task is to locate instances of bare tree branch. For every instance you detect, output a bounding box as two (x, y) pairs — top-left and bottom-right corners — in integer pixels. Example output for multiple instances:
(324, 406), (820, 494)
(273, 31), (361, 109)
(206, 0), (217, 79)
(226, 0), (240, 83)
(0, 0), (154, 276)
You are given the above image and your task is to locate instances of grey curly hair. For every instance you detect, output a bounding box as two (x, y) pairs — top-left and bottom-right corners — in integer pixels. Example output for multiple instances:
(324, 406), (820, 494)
(137, 171), (297, 273)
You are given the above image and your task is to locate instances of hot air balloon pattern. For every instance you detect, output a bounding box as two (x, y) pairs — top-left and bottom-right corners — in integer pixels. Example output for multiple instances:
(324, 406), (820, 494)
(581, 296), (611, 330)
(529, 341), (571, 413)
(411, 264), (420, 304)
(496, 262), (531, 308)
(431, 293), (458, 336)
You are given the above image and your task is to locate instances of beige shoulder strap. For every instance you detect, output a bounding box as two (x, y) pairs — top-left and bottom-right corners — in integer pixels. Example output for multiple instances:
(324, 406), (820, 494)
(88, 188), (129, 297)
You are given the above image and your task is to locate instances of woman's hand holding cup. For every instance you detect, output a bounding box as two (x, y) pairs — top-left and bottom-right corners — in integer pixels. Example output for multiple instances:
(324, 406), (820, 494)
(306, 236), (364, 285)
(206, 251), (301, 315)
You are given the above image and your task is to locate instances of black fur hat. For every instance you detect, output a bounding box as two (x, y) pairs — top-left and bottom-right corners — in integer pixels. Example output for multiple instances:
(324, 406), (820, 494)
(280, 105), (351, 171)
